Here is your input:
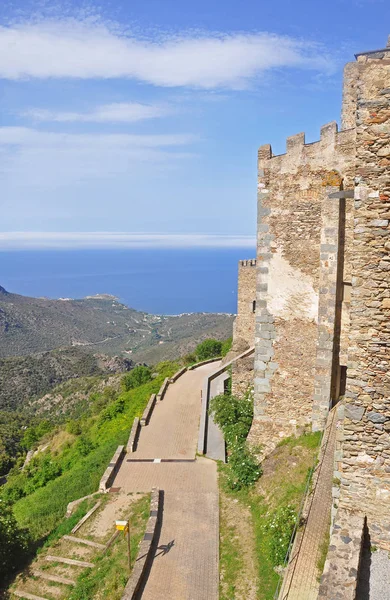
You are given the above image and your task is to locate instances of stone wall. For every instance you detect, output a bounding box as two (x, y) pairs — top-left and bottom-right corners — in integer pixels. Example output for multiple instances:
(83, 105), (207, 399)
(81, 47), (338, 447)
(341, 61), (359, 130)
(234, 259), (257, 348)
(230, 259), (256, 397)
(318, 510), (365, 599)
(335, 46), (390, 548)
(251, 124), (355, 454)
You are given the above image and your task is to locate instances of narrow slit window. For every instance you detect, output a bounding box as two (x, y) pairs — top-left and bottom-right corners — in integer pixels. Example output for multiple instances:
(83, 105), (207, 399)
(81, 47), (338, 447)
(252, 300), (256, 313)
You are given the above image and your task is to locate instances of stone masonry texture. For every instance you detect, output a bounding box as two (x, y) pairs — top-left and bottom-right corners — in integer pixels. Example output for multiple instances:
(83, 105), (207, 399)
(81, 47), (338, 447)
(252, 122), (355, 455)
(230, 259), (256, 398)
(233, 36), (390, 598)
(335, 46), (390, 549)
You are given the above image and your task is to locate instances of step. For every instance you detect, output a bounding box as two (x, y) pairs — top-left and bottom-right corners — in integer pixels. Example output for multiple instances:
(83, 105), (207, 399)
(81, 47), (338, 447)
(13, 591), (49, 600)
(71, 500), (101, 534)
(32, 570), (76, 586)
(45, 555), (94, 568)
(63, 535), (105, 549)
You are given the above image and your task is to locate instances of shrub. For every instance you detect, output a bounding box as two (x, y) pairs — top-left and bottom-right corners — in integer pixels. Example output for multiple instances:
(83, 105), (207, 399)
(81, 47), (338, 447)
(24, 454), (62, 495)
(209, 392), (253, 447)
(0, 501), (30, 581)
(221, 337), (232, 357)
(261, 505), (297, 566)
(121, 366), (152, 391)
(75, 436), (96, 457)
(21, 420), (52, 450)
(1, 472), (29, 504)
(210, 388), (261, 489)
(227, 444), (262, 490)
(66, 420), (82, 435)
(195, 339), (222, 361)
(98, 397), (125, 426)
(183, 353), (197, 366)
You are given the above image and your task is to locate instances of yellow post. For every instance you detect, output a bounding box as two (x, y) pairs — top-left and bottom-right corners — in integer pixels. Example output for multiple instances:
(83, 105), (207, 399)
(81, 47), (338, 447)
(115, 520), (131, 571)
(127, 524), (131, 571)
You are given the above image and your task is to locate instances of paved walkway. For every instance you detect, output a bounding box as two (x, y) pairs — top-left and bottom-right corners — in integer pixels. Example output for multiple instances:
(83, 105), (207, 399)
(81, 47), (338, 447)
(357, 548), (390, 600)
(112, 363), (220, 600)
(278, 409), (337, 600)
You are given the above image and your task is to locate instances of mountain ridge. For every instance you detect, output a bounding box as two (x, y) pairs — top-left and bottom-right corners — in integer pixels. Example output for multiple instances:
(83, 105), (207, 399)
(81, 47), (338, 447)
(0, 285), (234, 361)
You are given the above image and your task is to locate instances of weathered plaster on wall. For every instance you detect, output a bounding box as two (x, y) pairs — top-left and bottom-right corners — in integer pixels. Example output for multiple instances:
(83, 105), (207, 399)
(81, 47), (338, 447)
(251, 124), (355, 454)
(265, 249), (318, 321)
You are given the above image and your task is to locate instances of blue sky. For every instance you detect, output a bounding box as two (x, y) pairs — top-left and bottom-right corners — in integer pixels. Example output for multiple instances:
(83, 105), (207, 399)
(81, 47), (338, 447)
(0, 0), (389, 250)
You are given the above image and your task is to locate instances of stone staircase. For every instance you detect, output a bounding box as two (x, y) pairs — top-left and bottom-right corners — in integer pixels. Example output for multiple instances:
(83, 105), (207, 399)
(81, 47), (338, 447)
(12, 535), (99, 600)
(11, 498), (121, 600)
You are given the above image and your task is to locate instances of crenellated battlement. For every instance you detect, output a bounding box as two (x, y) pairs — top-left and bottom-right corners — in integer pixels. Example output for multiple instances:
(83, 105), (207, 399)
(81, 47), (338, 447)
(258, 121), (355, 165)
(239, 259), (256, 267)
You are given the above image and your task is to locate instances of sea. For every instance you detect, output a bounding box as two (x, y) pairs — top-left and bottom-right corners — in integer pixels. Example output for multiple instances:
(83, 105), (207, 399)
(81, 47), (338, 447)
(0, 248), (256, 315)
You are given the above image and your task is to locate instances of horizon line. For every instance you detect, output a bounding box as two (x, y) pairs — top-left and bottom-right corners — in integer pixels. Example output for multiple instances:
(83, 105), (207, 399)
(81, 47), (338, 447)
(0, 231), (256, 250)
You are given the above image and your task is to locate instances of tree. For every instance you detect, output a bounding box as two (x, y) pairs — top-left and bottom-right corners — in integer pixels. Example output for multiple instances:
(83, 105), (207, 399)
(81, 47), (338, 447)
(121, 366), (152, 391)
(195, 339), (222, 361)
(0, 502), (29, 581)
(221, 337), (232, 357)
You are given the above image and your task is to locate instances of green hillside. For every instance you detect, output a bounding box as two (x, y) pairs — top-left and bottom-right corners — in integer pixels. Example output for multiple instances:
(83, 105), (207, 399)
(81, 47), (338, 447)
(0, 285), (234, 360)
(0, 360), (178, 589)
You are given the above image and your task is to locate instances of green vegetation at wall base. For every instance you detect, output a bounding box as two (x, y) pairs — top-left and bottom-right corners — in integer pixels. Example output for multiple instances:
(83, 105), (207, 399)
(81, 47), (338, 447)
(218, 431), (322, 600)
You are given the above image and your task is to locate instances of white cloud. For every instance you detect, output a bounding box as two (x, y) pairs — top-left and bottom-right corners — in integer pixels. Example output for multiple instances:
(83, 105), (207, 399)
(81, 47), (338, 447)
(0, 17), (334, 88)
(0, 127), (194, 148)
(0, 127), (196, 186)
(0, 231), (256, 250)
(23, 102), (171, 123)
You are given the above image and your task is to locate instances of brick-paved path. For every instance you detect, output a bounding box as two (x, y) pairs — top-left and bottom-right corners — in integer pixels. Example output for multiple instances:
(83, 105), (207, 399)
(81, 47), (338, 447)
(278, 409), (337, 600)
(113, 364), (220, 600)
(133, 366), (213, 459)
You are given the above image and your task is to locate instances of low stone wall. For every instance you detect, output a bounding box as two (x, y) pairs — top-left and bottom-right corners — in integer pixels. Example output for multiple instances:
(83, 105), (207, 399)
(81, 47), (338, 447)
(121, 487), (160, 600)
(318, 509), (365, 599)
(169, 366), (187, 383)
(231, 351), (254, 398)
(99, 445), (125, 492)
(66, 492), (100, 517)
(188, 357), (221, 371)
(127, 417), (140, 452)
(197, 347), (254, 455)
(140, 395), (156, 426)
(156, 378), (169, 401)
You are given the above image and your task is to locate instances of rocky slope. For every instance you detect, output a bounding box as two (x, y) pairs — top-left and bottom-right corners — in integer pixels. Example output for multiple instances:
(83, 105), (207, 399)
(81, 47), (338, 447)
(0, 347), (133, 411)
(0, 286), (234, 360)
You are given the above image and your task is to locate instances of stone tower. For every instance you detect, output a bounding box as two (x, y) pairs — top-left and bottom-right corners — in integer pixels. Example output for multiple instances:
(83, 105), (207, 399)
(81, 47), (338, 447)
(231, 37), (389, 597)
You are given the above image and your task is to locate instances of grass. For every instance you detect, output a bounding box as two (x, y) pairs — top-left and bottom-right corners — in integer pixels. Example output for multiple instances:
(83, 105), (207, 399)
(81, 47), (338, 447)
(219, 497), (245, 600)
(10, 493), (151, 600)
(6, 361), (178, 541)
(218, 431), (322, 600)
(316, 517), (331, 580)
(68, 494), (151, 600)
(41, 495), (102, 549)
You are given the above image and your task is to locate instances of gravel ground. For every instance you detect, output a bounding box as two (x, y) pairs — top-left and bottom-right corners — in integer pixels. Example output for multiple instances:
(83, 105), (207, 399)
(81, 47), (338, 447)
(357, 548), (390, 600)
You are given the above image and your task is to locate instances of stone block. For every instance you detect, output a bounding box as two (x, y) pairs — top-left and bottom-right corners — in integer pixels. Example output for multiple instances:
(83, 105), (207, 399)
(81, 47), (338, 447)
(345, 404), (365, 422)
(367, 411), (387, 424)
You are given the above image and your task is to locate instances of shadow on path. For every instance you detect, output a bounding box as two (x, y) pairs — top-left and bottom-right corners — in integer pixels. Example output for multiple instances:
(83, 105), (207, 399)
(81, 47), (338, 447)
(134, 490), (164, 600)
(155, 540), (175, 557)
